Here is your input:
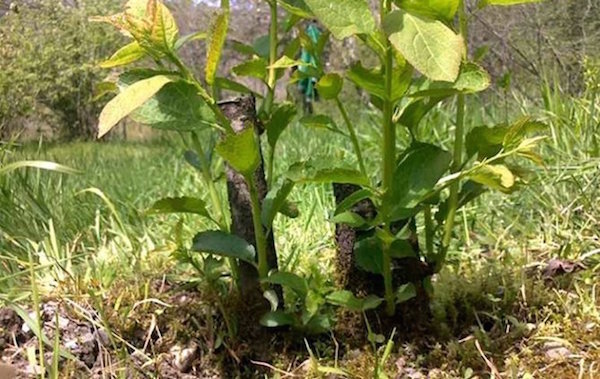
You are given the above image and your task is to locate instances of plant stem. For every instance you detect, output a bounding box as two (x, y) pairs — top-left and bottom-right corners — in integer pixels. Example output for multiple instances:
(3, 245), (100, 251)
(381, 0), (395, 317)
(424, 205), (434, 258)
(247, 175), (269, 280)
(192, 133), (226, 230)
(265, 0), (278, 186)
(265, 0), (278, 116)
(191, 132), (238, 281)
(336, 97), (367, 176)
(440, 0), (468, 268)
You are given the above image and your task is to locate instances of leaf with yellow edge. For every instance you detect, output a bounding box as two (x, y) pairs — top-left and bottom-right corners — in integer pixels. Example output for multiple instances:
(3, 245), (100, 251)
(146, 0), (179, 51)
(469, 164), (515, 193)
(205, 10), (230, 85)
(100, 41), (146, 68)
(98, 75), (172, 138)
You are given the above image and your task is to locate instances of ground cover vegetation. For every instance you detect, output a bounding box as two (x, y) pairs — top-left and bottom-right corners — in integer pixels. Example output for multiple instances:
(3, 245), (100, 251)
(0, 0), (599, 378)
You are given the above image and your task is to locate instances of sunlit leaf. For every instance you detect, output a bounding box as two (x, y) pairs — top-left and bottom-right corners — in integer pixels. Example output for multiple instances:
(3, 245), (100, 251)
(233, 57), (268, 81)
(119, 71), (217, 131)
(409, 62), (490, 97)
(326, 290), (382, 311)
(316, 73), (343, 100)
(98, 75), (172, 137)
(469, 164), (516, 193)
(384, 11), (464, 82)
(205, 9), (229, 85)
(99, 41), (146, 68)
(304, 0), (376, 40)
(264, 271), (308, 298)
(394, 0), (459, 21)
(260, 311), (295, 327)
(286, 160), (369, 186)
(216, 128), (260, 177)
(147, 197), (210, 218)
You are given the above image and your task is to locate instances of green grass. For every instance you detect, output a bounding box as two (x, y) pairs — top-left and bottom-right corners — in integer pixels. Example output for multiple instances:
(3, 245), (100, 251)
(1, 91), (599, 377)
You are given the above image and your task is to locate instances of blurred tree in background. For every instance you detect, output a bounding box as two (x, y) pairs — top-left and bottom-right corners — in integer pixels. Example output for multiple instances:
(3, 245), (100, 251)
(0, 0), (123, 139)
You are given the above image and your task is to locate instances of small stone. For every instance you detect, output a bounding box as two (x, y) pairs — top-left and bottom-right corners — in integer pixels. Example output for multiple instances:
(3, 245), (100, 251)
(170, 342), (198, 373)
(543, 342), (571, 361)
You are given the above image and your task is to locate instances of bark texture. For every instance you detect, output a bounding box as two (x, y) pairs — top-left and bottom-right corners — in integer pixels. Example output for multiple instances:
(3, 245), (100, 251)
(219, 97), (278, 296)
(333, 183), (433, 321)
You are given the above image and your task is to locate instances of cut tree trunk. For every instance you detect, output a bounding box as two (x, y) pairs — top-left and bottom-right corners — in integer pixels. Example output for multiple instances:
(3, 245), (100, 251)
(333, 183), (433, 324)
(219, 97), (279, 298)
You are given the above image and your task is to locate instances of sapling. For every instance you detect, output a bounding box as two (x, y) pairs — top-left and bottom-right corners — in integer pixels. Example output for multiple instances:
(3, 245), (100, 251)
(90, 0), (299, 298)
(278, 0), (547, 316)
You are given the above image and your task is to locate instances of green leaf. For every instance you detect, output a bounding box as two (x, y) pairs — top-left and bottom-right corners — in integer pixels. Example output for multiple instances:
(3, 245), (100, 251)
(299, 114), (340, 133)
(394, 0), (459, 21)
(264, 271), (308, 298)
(346, 62), (413, 101)
(93, 82), (119, 101)
(479, 0), (541, 7)
(331, 212), (368, 228)
(260, 311), (295, 327)
(119, 71), (217, 131)
(100, 41), (146, 68)
(216, 128), (261, 177)
(384, 11), (464, 82)
(262, 179), (296, 228)
(263, 290), (279, 311)
(326, 290), (383, 311)
(286, 160), (369, 186)
(205, 10), (229, 85)
(304, 0), (376, 40)
(334, 189), (373, 215)
(139, 0), (179, 52)
(147, 197), (210, 218)
(304, 314), (332, 334)
(354, 236), (415, 275)
(279, 0), (313, 18)
(214, 77), (259, 96)
(469, 164), (515, 193)
(269, 56), (312, 69)
(174, 31), (207, 50)
(233, 57), (268, 81)
(354, 236), (383, 274)
(503, 117), (546, 150)
(252, 35), (271, 58)
(316, 73), (343, 100)
(266, 103), (297, 148)
(396, 283), (417, 303)
(466, 124), (510, 159)
(390, 143), (452, 208)
(192, 230), (256, 264)
(409, 62), (491, 97)
(98, 75), (172, 138)
(397, 97), (444, 131)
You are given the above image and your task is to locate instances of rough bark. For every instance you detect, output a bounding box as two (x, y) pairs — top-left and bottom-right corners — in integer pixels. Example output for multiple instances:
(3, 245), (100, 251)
(219, 96), (278, 297)
(333, 183), (433, 321)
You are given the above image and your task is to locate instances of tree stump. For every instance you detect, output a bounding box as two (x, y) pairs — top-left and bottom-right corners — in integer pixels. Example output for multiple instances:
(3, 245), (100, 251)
(219, 97), (279, 297)
(333, 183), (433, 326)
